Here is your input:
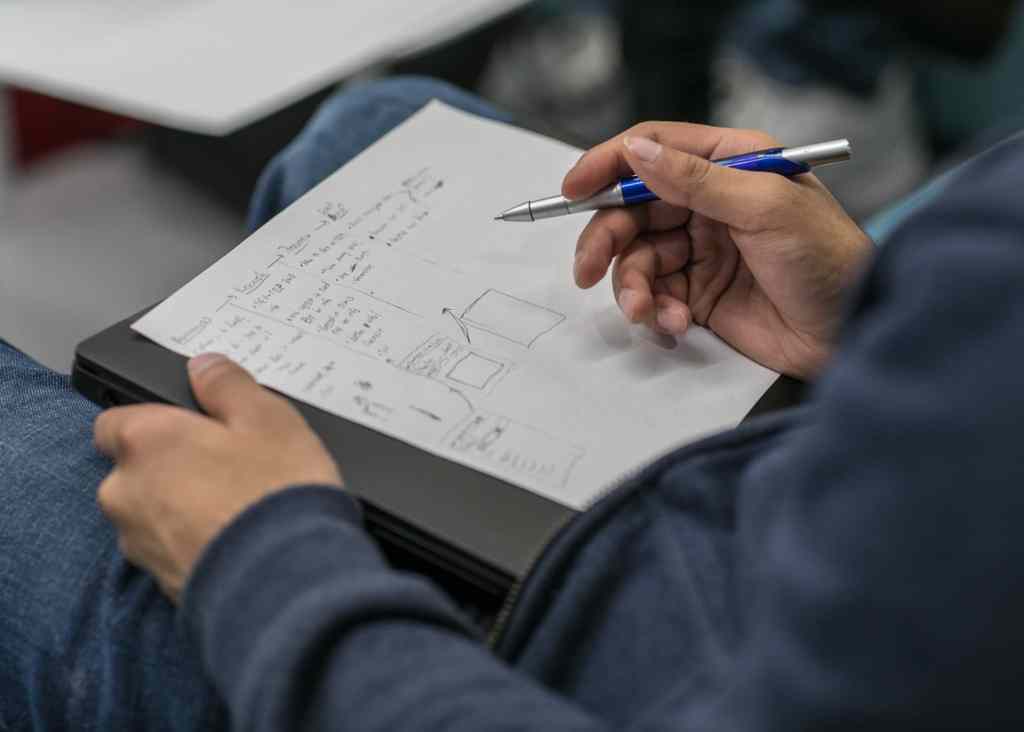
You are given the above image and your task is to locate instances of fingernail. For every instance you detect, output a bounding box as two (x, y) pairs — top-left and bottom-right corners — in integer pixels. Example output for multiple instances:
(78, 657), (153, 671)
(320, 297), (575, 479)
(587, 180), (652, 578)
(624, 136), (662, 164)
(188, 352), (226, 375)
(656, 305), (688, 334)
(618, 289), (640, 319)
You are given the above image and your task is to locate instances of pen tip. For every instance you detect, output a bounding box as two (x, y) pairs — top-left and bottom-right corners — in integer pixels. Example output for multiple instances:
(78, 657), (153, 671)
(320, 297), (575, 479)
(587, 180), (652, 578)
(493, 214), (504, 221)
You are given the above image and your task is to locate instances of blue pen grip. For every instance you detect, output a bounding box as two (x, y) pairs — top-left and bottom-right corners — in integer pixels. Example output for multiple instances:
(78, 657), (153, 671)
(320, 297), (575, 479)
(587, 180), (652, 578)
(619, 176), (659, 205)
(617, 147), (810, 204)
(715, 148), (811, 176)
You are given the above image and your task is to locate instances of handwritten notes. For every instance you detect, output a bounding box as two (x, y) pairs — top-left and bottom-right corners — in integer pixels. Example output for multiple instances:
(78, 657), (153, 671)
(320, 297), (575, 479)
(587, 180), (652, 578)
(134, 102), (778, 509)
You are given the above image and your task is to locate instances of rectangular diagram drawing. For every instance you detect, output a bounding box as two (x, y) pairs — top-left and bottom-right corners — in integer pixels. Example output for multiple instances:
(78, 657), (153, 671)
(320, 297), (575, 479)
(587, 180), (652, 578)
(446, 353), (505, 390)
(445, 412), (584, 490)
(461, 289), (565, 348)
(399, 333), (508, 392)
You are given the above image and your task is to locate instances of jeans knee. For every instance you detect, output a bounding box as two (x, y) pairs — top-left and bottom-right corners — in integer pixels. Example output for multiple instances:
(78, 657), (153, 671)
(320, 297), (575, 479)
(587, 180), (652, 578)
(346, 75), (468, 111)
(248, 76), (507, 230)
(306, 75), (508, 140)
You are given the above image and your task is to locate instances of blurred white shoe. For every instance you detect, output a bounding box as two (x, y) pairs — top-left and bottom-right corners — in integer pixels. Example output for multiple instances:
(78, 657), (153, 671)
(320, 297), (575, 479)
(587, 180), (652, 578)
(713, 50), (931, 221)
(479, 11), (632, 145)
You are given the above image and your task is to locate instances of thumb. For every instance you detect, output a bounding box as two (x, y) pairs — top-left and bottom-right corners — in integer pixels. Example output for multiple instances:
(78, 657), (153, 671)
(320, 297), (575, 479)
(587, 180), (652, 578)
(187, 353), (277, 426)
(622, 136), (783, 229)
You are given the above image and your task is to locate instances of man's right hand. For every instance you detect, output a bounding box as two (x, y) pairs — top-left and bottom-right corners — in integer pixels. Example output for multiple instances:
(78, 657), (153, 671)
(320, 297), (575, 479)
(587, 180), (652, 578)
(564, 122), (874, 380)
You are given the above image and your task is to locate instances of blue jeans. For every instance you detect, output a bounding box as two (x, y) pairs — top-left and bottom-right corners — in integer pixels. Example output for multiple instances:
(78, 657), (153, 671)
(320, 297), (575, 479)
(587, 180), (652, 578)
(0, 77), (504, 731)
(247, 77), (508, 233)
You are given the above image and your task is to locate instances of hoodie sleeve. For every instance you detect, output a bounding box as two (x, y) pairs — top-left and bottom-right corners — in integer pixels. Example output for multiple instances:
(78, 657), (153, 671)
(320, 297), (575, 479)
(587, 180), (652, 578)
(706, 138), (1024, 730)
(181, 485), (608, 732)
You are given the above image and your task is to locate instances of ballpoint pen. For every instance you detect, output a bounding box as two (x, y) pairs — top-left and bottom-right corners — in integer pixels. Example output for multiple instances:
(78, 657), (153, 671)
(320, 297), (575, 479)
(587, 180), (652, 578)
(494, 139), (852, 223)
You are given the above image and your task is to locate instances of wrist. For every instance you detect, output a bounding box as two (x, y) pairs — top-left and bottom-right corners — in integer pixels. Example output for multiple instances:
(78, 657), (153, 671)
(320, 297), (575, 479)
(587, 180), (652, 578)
(181, 484), (363, 617)
(793, 230), (874, 380)
(781, 330), (836, 382)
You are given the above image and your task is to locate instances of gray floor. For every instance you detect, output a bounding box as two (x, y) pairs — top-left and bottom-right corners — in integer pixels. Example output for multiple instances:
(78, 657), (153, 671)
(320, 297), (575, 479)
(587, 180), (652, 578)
(0, 140), (243, 372)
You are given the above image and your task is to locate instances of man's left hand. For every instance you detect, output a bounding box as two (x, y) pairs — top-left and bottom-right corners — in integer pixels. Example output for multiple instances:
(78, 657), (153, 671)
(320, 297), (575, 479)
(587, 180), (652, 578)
(94, 353), (344, 603)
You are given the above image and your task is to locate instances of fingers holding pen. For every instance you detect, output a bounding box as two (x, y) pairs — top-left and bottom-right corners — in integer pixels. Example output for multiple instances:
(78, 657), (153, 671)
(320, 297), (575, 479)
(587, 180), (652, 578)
(574, 207), (645, 288)
(612, 230), (694, 335)
(574, 202), (688, 288)
(561, 121), (775, 201)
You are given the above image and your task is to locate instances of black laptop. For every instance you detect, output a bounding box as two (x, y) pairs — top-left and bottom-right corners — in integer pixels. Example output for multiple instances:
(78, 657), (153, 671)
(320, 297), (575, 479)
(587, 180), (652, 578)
(73, 307), (803, 610)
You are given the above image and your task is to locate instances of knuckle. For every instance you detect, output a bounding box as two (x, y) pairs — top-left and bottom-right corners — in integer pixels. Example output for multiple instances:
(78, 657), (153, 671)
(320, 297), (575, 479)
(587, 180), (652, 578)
(114, 418), (146, 453)
(627, 121), (651, 138)
(94, 409), (111, 432)
(590, 222), (618, 259)
(628, 121), (664, 144)
(93, 411), (113, 445)
(95, 407), (130, 446)
(97, 478), (121, 516)
(575, 232), (597, 260)
(265, 390), (299, 419)
(742, 128), (782, 149)
(194, 358), (239, 391)
(114, 408), (182, 453)
(737, 179), (795, 230)
(691, 156), (714, 187)
(249, 389), (304, 432)
(672, 154), (711, 200)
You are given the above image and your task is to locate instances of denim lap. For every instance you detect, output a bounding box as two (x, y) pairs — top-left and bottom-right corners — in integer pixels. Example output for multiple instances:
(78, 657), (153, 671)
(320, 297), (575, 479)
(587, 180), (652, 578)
(1, 77), (503, 730)
(0, 340), (225, 730)
(247, 76), (509, 233)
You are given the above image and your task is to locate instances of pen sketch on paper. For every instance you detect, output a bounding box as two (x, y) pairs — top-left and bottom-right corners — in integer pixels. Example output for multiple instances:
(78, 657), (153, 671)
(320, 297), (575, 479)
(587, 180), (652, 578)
(399, 334), (509, 393)
(441, 307), (472, 344)
(440, 289), (566, 349)
(459, 289), (566, 348)
(133, 102), (778, 510)
(445, 412), (584, 491)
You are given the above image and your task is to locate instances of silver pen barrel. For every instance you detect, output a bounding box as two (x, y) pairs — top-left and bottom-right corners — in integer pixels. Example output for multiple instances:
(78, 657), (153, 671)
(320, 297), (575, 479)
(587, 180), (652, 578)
(495, 138), (853, 222)
(782, 139), (851, 167)
(496, 184), (625, 222)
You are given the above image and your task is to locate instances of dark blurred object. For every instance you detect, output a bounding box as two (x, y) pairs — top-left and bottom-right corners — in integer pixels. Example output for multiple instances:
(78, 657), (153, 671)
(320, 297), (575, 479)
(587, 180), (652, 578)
(143, 87), (335, 214)
(724, 0), (1024, 167)
(144, 8), (528, 214)
(913, 5), (1024, 154)
(391, 10), (526, 88)
(733, 0), (1020, 103)
(732, 2), (896, 97)
(10, 89), (140, 168)
(809, 0), (1019, 60)
(619, 1), (742, 124)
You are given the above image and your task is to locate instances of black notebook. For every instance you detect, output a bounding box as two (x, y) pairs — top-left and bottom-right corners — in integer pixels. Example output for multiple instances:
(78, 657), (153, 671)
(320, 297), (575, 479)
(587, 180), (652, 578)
(72, 104), (801, 609)
(73, 309), (802, 607)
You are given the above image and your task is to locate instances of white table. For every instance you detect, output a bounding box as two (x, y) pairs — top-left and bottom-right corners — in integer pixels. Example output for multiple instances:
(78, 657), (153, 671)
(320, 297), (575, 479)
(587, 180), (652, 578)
(0, 1), (531, 136)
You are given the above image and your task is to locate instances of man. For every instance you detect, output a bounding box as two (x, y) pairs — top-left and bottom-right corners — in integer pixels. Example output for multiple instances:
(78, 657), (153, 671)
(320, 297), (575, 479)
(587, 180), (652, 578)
(3, 7), (1023, 731)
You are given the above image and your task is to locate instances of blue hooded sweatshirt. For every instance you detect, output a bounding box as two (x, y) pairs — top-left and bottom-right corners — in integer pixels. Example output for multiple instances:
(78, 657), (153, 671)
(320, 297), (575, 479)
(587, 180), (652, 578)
(182, 131), (1024, 731)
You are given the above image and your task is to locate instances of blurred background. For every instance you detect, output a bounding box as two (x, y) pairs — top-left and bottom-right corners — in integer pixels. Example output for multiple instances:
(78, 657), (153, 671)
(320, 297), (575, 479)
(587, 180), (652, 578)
(2, 0), (1022, 370)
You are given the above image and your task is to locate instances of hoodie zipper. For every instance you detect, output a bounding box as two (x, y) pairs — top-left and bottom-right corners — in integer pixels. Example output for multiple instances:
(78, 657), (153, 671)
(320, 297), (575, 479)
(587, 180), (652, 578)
(485, 458), (657, 651)
(484, 406), (802, 652)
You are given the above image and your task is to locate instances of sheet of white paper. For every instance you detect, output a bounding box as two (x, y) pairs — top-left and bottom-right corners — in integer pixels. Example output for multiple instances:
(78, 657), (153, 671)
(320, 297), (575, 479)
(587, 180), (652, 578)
(133, 102), (778, 510)
(0, 1), (530, 134)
